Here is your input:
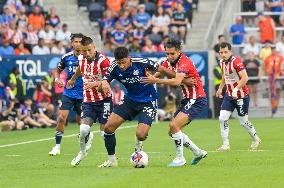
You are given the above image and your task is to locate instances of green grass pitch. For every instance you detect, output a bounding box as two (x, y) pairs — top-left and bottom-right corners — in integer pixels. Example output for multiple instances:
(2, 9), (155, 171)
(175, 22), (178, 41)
(0, 119), (284, 188)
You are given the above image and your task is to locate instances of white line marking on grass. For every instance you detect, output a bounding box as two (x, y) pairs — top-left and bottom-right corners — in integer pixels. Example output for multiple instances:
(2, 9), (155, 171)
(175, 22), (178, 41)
(5, 154), (21, 157)
(0, 125), (137, 148)
(208, 149), (270, 153)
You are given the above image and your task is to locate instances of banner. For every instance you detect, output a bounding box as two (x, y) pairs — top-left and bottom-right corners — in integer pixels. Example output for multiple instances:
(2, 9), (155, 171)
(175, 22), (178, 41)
(0, 52), (209, 117)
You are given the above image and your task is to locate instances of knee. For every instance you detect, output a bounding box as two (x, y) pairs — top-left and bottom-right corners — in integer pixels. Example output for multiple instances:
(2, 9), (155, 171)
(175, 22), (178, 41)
(80, 124), (90, 136)
(136, 131), (148, 141)
(219, 111), (231, 122)
(104, 124), (114, 134)
(169, 121), (179, 133)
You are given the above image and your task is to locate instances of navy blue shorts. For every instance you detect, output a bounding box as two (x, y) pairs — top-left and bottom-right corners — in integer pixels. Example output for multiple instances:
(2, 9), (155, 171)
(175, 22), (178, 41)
(60, 95), (82, 115)
(113, 97), (157, 126)
(174, 97), (207, 121)
(221, 94), (250, 116)
(81, 97), (113, 124)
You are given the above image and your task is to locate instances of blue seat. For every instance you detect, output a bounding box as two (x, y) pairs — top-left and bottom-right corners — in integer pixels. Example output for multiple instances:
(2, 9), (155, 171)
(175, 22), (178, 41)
(88, 3), (104, 22)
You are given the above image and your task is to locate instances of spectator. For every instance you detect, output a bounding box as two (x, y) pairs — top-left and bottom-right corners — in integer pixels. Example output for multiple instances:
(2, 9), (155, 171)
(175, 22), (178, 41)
(171, 3), (188, 42)
(244, 52), (262, 107)
(55, 23), (71, 47)
(5, 0), (23, 13)
(112, 83), (125, 108)
(0, 39), (15, 55)
(183, 0), (193, 26)
(133, 4), (152, 34)
(129, 25), (145, 44)
(32, 38), (50, 55)
(162, 92), (177, 121)
(152, 6), (170, 37)
(241, 0), (256, 12)
(276, 35), (284, 59)
(23, 24), (39, 51)
(267, 0), (283, 25)
(259, 41), (272, 62)
(107, 0), (123, 14)
(38, 23), (55, 47)
(46, 7), (61, 30)
(128, 38), (142, 52)
(142, 38), (158, 52)
(242, 35), (260, 56)
(264, 46), (283, 77)
(0, 6), (15, 25)
(100, 9), (115, 40)
(257, 12), (276, 44)
(9, 66), (26, 103)
(229, 16), (245, 56)
(14, 6), (28, 28)
(110, 21), (128, 50)
(213, 34), (226, 62)
(14, 42), (31, 55)
(28, 5), (45, 31)
(118, 10), (133, 33)
(51, 41), (66, 55)
(8, 23), (24, 47)
(33, 80), (54, 117)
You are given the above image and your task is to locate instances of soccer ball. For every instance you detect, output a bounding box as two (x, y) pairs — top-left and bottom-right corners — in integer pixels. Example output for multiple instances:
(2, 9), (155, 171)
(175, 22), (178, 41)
(130, 151), (149, 168)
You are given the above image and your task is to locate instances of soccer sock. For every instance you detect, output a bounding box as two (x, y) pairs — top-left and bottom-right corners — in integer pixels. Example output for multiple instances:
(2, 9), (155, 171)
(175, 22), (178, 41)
(79, 124), (90, 154)
(241, 121), (258, 141)
(182, 133), (201, 156)
(135, 137), (143, 152)
(220, 120), (230, 146)
(55, 131), (63, 148)
(104, 132), (116, 160)
(171, 131), (184, 159)
(100, 131), (105, 139)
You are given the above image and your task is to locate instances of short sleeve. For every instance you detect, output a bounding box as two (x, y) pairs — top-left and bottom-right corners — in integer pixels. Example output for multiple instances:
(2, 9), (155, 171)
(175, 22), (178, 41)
(100, 56), (111, 77)
(233, 58), (245, 72)
(57, 56), (66, 70)
(103, 61), (117, 83)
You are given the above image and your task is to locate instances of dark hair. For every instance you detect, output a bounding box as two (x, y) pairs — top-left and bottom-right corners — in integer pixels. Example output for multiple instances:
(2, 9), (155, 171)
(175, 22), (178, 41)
(81, 36), (93, 46)
(218, 34), (224, 40)
(219, 42), (232, 50)
(114, 47), (129, 60)
(70, 33), (84, 42)
(164, 37), (181, 50)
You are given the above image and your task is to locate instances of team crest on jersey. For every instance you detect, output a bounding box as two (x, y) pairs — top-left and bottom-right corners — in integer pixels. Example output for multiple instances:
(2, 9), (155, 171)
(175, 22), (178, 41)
(133, 69), (139, 76)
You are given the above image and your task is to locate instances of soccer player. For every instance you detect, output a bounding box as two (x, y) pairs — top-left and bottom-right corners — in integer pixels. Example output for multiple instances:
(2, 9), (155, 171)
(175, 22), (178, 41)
(49, 33), (85, 156)
(98, 46), (175, 167)
(216, 42), (261, 151)
(141, 38), (208, 166)
(67, 36), (113, 166)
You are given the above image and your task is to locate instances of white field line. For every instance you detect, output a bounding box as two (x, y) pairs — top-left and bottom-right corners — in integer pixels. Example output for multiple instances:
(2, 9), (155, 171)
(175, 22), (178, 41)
(0, 124), (137, 148)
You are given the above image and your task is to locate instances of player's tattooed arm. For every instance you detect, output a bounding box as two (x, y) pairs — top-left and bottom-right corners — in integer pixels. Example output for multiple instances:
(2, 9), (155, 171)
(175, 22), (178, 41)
(156, 65), (176, 78)
(66, 67), (81, 89)
(216, 74), (226, 98)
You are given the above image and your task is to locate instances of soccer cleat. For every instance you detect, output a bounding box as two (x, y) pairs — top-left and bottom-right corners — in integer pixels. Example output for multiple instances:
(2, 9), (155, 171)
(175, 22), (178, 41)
(49, 146), (60, 156)
(191, 150), (207, 165)
(216, 145), (230, 152)
(98, 160), (118, 168)
(71, 151), (87, 167)
(168, 157), (186, 167)
(250, 138), (261, 150)
(85, 132), (94, 153)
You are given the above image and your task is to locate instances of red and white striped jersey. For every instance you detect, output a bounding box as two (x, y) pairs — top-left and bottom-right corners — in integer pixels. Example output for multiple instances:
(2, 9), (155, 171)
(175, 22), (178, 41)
(162, 53), (206, 99)
(78, 52), (112, 102)
(220, 55), (249, 98)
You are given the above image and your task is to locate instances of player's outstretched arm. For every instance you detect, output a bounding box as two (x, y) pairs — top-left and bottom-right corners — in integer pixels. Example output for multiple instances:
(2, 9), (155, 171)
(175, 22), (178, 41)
(156, 65), (176, 78)
(141, 72), (185, 86)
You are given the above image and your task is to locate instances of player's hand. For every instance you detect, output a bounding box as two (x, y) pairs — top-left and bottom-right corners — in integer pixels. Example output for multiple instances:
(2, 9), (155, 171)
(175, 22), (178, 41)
(183, 77), (197, 86)
(216, 88), (223, 98)
(101, 80), (111, 93)
(141, 72), (158, 85)
(84, 81), (97, 90)
(66, 79), (75, 89)
(232, 88), (238, 99)
(55, 78), (64, 88)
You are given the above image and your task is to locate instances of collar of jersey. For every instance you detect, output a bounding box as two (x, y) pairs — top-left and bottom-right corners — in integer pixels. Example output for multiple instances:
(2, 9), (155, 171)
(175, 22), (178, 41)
(224, 55), (233, 64)
(169, 53), (182, 67)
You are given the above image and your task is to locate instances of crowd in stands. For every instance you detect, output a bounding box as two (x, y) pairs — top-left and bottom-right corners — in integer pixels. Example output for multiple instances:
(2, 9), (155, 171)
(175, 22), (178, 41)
(0, 0), (71, 56)
(93, 0), (197, 53)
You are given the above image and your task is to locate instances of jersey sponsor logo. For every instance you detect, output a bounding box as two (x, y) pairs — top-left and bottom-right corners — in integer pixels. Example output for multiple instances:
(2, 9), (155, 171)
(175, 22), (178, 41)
(133, 69), (139, 76)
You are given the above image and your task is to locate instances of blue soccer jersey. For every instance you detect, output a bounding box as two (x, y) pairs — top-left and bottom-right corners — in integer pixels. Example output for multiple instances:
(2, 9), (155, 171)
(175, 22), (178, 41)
(57, 51), (83, 99)
(104, 58), (158, 103)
